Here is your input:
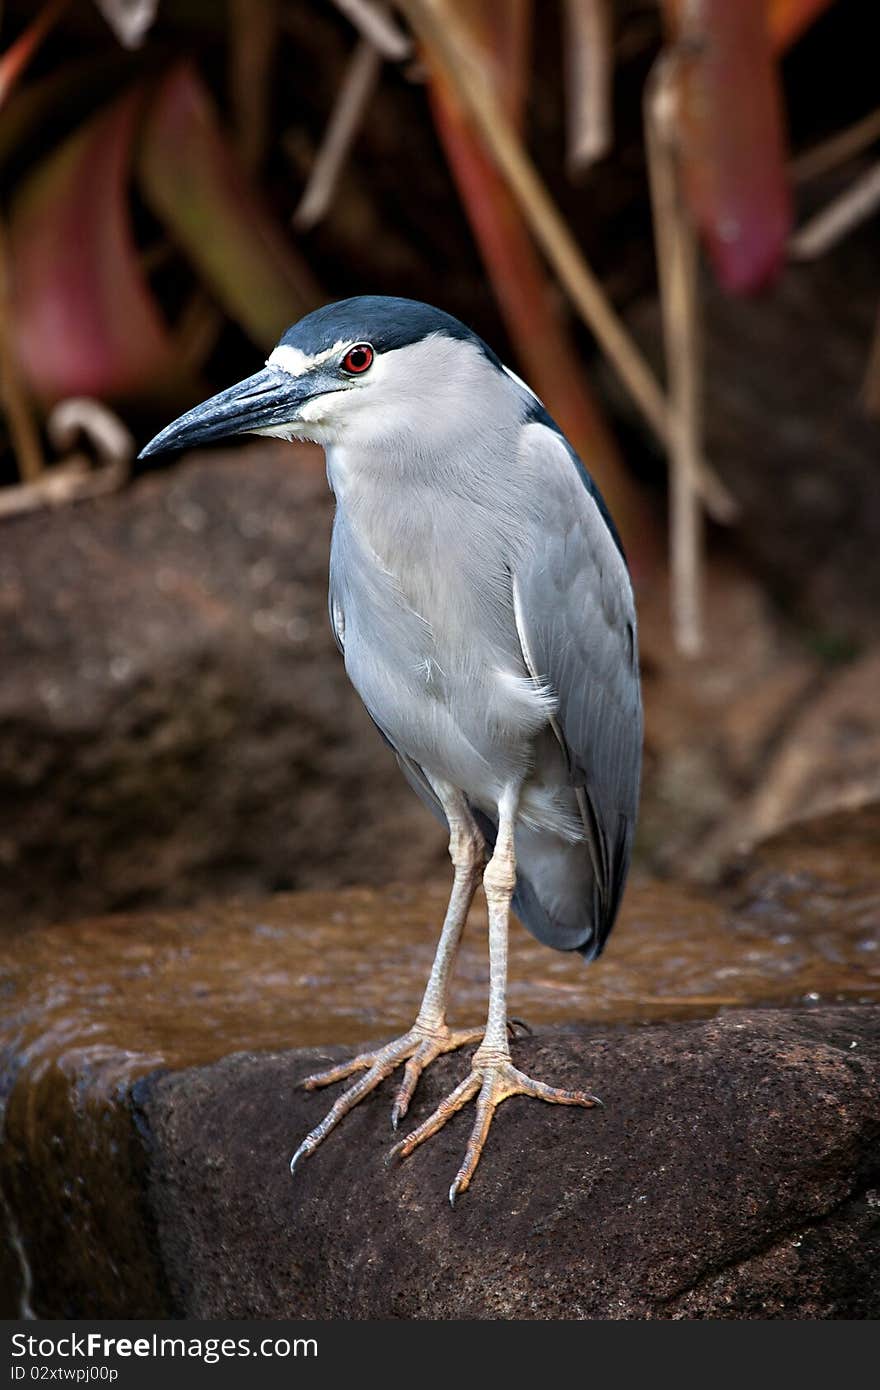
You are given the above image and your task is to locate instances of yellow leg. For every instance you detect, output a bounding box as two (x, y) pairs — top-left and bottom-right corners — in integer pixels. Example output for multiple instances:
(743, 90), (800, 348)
(291, 782), (484, 1173)
(388, 783), (600, 1204)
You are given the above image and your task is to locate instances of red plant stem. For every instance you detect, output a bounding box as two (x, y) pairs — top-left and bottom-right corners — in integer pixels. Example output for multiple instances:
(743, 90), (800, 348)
(0, 0), (69, 109)
(767, 0), (835, 53)
(661, 0), (791, 293)
(0, 219), (44, 480)
(428, 69), (660, 575)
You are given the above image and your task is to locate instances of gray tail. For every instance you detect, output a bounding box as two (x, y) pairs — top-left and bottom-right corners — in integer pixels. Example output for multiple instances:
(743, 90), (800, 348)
(470, 808), (630, 962)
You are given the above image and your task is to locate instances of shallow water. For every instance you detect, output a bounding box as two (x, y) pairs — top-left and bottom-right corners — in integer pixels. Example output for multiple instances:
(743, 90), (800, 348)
(1, 804), (877, 1097)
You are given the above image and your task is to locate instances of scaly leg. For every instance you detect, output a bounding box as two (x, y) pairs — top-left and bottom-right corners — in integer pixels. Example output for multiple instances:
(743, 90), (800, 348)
(389, 783), (600, 1204)
(291, 782), (485, 1173)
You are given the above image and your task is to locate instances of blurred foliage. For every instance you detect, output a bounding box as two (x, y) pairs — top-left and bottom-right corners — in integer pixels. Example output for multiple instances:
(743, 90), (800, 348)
(2, 5), (318, 412)
(137, 62), (320, 345)
(10, 89), (176, 403)
(661, 0), (792, 293)
(1, 0), (878, 646)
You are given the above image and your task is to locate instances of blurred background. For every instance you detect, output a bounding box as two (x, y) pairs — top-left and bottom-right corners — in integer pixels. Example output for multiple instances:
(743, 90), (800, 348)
(1, 0), (879, 931)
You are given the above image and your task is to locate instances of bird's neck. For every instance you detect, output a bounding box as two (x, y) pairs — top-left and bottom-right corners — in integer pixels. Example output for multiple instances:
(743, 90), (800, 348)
(326, 444), (462, 571)
(325, 417), (521, 504)
(324, 428), (537, 624)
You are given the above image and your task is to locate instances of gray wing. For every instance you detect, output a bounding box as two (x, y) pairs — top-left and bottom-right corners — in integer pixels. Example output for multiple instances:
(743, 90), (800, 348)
(512, 419), (642, 953)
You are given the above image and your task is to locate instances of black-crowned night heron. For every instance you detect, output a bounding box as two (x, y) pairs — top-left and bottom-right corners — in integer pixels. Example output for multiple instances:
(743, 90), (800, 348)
(141, 296), (642, 1203)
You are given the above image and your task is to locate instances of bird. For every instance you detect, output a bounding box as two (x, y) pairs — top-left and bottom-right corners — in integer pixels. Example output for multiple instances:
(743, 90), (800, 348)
(140, 295), (642, 1204)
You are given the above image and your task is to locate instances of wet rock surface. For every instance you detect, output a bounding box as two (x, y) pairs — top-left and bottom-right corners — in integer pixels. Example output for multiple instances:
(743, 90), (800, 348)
(0, 804), (878, 1318)
(2, 803), (877, 1078)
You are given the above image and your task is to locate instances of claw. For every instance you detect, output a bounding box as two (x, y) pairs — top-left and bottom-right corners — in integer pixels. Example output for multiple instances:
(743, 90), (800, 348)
(292, 1022), (483, 1173)
(295, 1022), (599, 1200)
(507, 1017), (532, 1038)
(289, 1139), (311, 1175)
(390, 1057), (599, 1200)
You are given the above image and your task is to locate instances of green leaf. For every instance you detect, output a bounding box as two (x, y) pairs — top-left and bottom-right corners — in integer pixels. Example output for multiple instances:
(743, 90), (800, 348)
(137, 61), (320, 347)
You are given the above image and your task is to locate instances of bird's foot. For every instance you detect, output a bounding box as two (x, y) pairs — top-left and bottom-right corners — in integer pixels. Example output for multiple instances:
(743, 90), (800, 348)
(388, 1052), (600, 1204)
(291, 1021), (484, 1173)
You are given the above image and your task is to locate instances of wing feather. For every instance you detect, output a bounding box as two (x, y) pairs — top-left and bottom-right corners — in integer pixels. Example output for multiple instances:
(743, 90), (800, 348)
(513, 419), (642, 951)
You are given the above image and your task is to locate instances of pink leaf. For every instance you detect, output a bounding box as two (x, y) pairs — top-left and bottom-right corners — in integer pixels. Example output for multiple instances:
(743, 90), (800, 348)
(663, 0), (792, 293)
(9, 89), (173, 403)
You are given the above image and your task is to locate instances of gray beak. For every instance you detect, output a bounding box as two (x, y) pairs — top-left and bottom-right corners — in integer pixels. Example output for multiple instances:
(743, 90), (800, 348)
(138, 367), (310, 459)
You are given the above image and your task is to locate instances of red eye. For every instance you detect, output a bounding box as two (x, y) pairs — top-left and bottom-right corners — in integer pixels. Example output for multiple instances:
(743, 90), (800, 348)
(341, 343), (374, 374)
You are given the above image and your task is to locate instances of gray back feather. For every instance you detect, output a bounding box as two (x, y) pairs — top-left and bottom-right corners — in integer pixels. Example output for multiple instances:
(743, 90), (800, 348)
(512, 422), (642, 953)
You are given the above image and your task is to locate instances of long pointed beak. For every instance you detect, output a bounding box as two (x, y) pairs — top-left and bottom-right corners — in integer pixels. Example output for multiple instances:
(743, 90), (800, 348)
(138, 367), (309, 459)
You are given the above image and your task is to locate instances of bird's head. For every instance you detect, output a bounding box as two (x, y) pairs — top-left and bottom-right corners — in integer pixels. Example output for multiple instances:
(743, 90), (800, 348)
(139, 296), (523, 460)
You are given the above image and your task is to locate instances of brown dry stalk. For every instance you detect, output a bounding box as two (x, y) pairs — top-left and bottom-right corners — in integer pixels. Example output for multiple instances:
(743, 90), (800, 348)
(0, 398), (133, 518)
(564, 0), (613, 173)
(790, 105), (880, 185)
(46, 396), (134, 467)
(0, 218), (43, 483)
(397, 0), (734, 526)
(397, 0), (669, 445)
(293, 36), (384, 231)
(645, 53), (704, 656)
(789, 159), (880, 260)
(0, 458), (129, 517)
(330, 0), (412, 59)
(229, 0), (279, 173)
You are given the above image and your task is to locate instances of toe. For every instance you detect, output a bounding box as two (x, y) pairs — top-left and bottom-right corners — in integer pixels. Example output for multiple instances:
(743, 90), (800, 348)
(447, 1092), (495, 1200)
(301, 1054), (373, 1090)
(506, 1017), (533, 1040)
(513, 1067), (601, 1107)
(294, 1025), (484, 1169)
(391, 1054), (424, 1129)
(292, 1060), (392, 1171)
(446, 1027), (485, 1049)
(388, 1071), (482, 1162)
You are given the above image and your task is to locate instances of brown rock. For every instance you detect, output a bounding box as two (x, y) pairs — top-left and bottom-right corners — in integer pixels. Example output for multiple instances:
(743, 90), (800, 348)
(0, 445), (447, 928)
(2, 1008), (878, 1319)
